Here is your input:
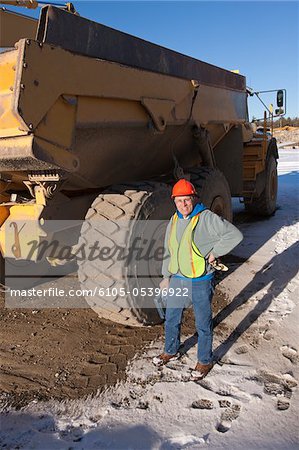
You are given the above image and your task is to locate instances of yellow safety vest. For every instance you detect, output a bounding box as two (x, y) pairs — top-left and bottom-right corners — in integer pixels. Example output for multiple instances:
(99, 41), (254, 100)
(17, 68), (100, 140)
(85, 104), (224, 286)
(168, 212), (206, 278)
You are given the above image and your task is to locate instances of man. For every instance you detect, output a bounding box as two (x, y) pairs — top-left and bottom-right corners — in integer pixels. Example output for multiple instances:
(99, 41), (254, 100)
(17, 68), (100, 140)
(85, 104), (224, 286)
(153, 179), (243, 379)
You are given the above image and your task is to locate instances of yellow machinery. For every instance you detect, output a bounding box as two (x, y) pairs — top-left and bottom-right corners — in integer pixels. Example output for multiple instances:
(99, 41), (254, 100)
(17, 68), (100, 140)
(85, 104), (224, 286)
(0, 3), (284, 324)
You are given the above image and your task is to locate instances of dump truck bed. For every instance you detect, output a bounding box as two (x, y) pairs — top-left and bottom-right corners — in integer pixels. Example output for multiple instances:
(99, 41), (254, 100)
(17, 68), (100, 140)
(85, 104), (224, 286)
(37, 6), (245, 91)
(0, 6), (247, 192)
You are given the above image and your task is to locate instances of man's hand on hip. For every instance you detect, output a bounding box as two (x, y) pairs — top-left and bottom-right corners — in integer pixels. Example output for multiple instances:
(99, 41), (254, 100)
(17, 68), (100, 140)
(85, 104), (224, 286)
(208, 253), (216, 264)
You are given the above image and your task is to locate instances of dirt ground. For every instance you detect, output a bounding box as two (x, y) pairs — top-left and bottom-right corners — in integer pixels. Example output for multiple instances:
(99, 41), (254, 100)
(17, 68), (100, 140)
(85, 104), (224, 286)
(0, 282), (228, 410)
(0, 210), (250, 410)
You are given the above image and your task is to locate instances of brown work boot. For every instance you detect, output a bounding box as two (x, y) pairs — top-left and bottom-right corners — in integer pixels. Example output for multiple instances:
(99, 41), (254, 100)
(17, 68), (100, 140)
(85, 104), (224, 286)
(190, 362), (213, 380)
(152, 353), (178, 367)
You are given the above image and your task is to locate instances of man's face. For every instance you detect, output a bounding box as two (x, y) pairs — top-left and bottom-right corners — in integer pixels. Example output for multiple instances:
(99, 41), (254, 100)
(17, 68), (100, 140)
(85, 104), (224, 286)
(174, 195), (196, 218)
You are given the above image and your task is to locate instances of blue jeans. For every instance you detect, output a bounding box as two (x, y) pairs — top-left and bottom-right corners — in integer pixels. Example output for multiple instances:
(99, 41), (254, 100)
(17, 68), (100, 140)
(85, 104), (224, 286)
(164, 276), (214, 364)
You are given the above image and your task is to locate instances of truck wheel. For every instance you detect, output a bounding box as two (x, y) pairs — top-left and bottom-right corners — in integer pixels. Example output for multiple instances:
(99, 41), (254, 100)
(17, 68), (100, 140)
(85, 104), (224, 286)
(77, 182), (173, 326)
(244, 155), (278, 216)
(189, 167), (232, 221)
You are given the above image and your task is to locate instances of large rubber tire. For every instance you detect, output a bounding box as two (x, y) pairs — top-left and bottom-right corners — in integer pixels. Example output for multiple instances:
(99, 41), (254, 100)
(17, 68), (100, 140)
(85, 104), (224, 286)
(77, 182), (174, 326)
(189, 167), (233, 222)
(244, 155), (278, 216)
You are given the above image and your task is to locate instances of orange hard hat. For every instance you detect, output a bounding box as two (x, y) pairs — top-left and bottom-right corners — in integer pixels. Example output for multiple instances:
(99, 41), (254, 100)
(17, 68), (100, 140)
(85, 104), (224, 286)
(171, 179), (197, 198)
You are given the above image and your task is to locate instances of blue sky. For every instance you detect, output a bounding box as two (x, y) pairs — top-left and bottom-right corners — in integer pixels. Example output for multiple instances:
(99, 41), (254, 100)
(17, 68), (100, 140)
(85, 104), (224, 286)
(5, 1), (299, 118)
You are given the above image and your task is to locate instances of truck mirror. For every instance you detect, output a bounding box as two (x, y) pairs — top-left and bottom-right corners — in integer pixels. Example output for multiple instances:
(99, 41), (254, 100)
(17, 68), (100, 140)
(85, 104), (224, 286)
(275, 108), (284, 115)
(277, 90), (284, 107)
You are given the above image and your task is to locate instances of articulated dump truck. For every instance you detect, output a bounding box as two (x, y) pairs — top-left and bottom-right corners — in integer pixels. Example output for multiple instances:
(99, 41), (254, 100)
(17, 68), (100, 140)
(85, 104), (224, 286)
(0, 4), (281, 325)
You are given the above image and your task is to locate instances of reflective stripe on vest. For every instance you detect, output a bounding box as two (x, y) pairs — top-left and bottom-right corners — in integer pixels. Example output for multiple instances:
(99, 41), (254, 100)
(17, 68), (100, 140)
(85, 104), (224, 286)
(168, 212), (206, 278)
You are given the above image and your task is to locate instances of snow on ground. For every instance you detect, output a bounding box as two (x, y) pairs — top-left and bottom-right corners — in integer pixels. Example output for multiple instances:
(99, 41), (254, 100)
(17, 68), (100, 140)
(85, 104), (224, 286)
(1, 149), (299, 450)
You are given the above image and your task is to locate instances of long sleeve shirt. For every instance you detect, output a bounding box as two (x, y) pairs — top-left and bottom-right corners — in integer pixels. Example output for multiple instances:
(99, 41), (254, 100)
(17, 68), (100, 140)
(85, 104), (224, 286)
(162, 206), (243, 278)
